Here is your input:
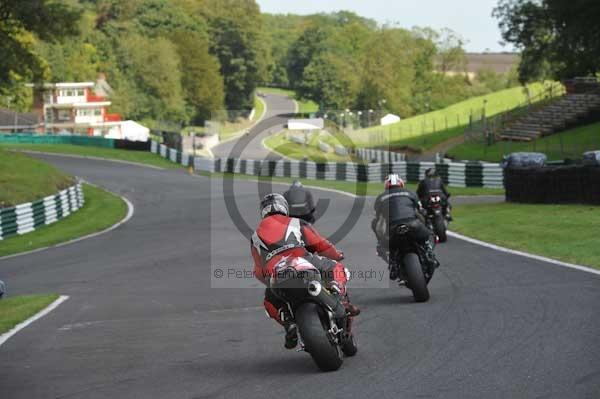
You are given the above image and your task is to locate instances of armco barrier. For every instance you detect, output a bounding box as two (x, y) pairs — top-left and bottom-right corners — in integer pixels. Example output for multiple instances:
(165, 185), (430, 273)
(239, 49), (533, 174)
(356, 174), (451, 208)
(356, 148), (406, 162)
(149, 140), (504, 188)
(0, 182), (84, 240)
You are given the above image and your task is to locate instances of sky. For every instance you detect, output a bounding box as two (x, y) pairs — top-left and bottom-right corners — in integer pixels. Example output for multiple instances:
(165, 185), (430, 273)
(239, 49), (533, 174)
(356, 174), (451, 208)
(256, 0), (510, 53)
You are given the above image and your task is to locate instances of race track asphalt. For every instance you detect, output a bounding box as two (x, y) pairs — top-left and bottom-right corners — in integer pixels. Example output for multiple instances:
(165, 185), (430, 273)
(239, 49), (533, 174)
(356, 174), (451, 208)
(1, 154), (599, 399)
(211, 93), (296, 160)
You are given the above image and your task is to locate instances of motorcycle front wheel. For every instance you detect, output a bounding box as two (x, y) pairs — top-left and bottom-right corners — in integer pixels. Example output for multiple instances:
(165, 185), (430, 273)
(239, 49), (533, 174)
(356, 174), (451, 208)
(296, 303), (344, 371)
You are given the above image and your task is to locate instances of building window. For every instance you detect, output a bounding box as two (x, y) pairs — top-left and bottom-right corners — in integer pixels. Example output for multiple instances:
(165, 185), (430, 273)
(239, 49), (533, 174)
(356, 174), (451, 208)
(77, 89), (84, 96)
(94, 109), (102, 116)
(58, 110), (71, 121)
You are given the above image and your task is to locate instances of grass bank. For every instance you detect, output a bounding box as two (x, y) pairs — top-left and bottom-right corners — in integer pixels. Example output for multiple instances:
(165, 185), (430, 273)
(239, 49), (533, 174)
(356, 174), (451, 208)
(263, 131), (355, 162)
(448, 122), (600, 162)
(0, 144), (180, 169)
(0, 149), (74, 207)
(0, 183), (127, 257)
(349, 82), (557, 149)
(218, 95), (267, 142)
(0, 294), (60, 334)
(452, 203), (600, 268)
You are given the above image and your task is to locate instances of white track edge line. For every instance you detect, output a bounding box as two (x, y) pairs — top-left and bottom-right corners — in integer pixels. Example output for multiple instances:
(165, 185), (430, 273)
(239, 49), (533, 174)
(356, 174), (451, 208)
(447, 231), (600, 276)
(0, 295), (69, 347)
(11, 150), (165, 170)
(0, 187), (134, 261)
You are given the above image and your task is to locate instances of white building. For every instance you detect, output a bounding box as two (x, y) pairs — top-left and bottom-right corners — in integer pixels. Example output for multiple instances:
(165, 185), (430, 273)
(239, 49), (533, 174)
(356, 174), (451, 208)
(380, 113), (401, 126)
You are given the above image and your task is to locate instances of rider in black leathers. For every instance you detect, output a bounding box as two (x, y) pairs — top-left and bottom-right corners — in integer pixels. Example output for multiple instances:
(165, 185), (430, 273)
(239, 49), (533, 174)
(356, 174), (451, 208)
(417, 168), (452, 220)
(283, 180), (316, 224)
(372, 174), (439, 279)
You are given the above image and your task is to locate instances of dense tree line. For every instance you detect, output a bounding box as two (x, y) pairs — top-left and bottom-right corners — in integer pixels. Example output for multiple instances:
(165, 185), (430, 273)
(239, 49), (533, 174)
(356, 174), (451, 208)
(494, 0), (600, 83)
(0, 0), (519, 126)
(263, 12), (519, 118)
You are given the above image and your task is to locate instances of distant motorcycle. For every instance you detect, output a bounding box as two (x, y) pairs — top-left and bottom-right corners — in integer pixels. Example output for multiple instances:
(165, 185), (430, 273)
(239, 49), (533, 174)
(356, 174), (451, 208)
(424, 192), (448, 243)
(270, 257), (357, 371)
(386, 224), (435, 302)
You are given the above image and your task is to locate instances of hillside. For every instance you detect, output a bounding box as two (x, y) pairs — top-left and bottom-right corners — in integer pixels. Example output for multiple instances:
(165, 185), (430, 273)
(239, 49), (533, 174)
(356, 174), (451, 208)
(346, 82), (555, 149)
(0, 149), (74, 207)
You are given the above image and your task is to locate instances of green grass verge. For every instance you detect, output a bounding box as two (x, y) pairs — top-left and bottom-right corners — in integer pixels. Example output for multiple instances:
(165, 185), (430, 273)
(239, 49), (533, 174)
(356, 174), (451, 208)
(257, 87), (319, 114)
(0, 144), (181, 169)
(349, 82), (559, 148)
(448, 121), (600, 162)
(263, 131), (356, 163)
(0, 183), (127, 257)
(0, 294), (60, 334)
(0, 149), (75, 207)
(218, 95), (268, 142)
(200, 171), (505, 197)
(452, 203), (600, 268)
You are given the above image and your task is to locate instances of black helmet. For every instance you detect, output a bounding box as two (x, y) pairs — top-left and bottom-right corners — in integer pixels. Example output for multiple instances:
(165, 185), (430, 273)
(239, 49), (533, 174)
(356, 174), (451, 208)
(260, 193), (289, 218)
(425, 168), (438, 178)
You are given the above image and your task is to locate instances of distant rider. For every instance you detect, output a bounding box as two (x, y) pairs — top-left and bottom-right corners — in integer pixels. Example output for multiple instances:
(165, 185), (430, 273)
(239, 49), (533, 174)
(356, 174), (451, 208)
(417, 168), (452, 220)
(251, 193), (360, 349)
(372, 174), (439, 279)
(283, 180), (316, 223)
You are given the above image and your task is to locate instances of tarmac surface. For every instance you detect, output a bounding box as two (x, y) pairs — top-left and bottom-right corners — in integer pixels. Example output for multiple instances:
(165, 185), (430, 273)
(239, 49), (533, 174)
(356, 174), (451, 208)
(1, 154), (599, 399)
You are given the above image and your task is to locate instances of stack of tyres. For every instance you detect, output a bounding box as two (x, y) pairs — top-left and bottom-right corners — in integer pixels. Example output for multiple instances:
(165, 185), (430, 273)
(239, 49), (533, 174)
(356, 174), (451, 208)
(582, 165), (600, 205)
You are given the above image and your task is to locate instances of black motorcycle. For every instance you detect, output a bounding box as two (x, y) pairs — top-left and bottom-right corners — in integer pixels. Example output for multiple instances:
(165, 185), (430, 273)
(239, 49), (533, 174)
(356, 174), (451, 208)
(424, 192), (448, 243)
(386, 224), (435, 302)
(270, 257), (357, 371)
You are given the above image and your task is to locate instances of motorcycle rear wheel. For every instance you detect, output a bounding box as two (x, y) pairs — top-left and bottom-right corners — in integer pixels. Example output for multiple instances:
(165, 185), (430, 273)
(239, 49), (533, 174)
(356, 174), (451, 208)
(296, 303), (344, 371)
(404, 253), (430, 302)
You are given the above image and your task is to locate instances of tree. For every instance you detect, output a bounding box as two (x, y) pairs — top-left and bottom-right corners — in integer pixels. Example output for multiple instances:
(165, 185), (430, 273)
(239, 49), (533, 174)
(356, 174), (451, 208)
(171, 31), (224, 124)
(0, 0), (81, 84)
(436, 28), (468, 74)
(356, 29), (417, 117)
(494, 0), (600, 81)
(299, 53), (360, 110)
(202, 0), (270, 112)
(119, 35), (186, 121)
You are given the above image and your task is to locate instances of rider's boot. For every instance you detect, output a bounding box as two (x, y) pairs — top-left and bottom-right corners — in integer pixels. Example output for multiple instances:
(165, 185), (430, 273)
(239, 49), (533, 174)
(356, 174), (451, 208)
(279, 309), (298, 349)
(329, 282), (361, 317)
(423, 240), (440, 269)
(284, 322), (298, 349)
(389, 263), (399, 280)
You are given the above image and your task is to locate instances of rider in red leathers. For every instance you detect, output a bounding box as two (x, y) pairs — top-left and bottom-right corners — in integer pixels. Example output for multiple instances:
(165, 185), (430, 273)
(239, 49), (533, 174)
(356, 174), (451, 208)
(251, 193), (359, 349)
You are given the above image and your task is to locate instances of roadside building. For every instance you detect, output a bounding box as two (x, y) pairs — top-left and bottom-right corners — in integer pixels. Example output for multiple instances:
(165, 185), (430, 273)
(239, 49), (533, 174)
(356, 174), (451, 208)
(28, 75), (148, 141)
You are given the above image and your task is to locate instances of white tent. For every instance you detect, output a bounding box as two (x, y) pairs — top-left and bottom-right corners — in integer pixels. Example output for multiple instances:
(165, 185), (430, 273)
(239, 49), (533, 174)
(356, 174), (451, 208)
(287, 118), (324, 131)
(105, 120), (149, 141)
(380, 113), (401, 126)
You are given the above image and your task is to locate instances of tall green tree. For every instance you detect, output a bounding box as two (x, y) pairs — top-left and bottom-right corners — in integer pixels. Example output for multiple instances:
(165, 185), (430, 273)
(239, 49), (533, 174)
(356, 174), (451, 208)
(171, 31), (224, 124)
(0, 0), (81, 84)
(202, 0), (270, 112)
(494, 0), (600, 81)
(119, 34), (186, 121)
(356, 29), (417, 117)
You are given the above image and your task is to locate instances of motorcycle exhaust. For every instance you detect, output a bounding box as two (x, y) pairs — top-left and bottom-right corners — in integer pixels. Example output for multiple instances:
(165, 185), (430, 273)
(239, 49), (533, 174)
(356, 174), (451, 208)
(307, 280), (346, 319)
